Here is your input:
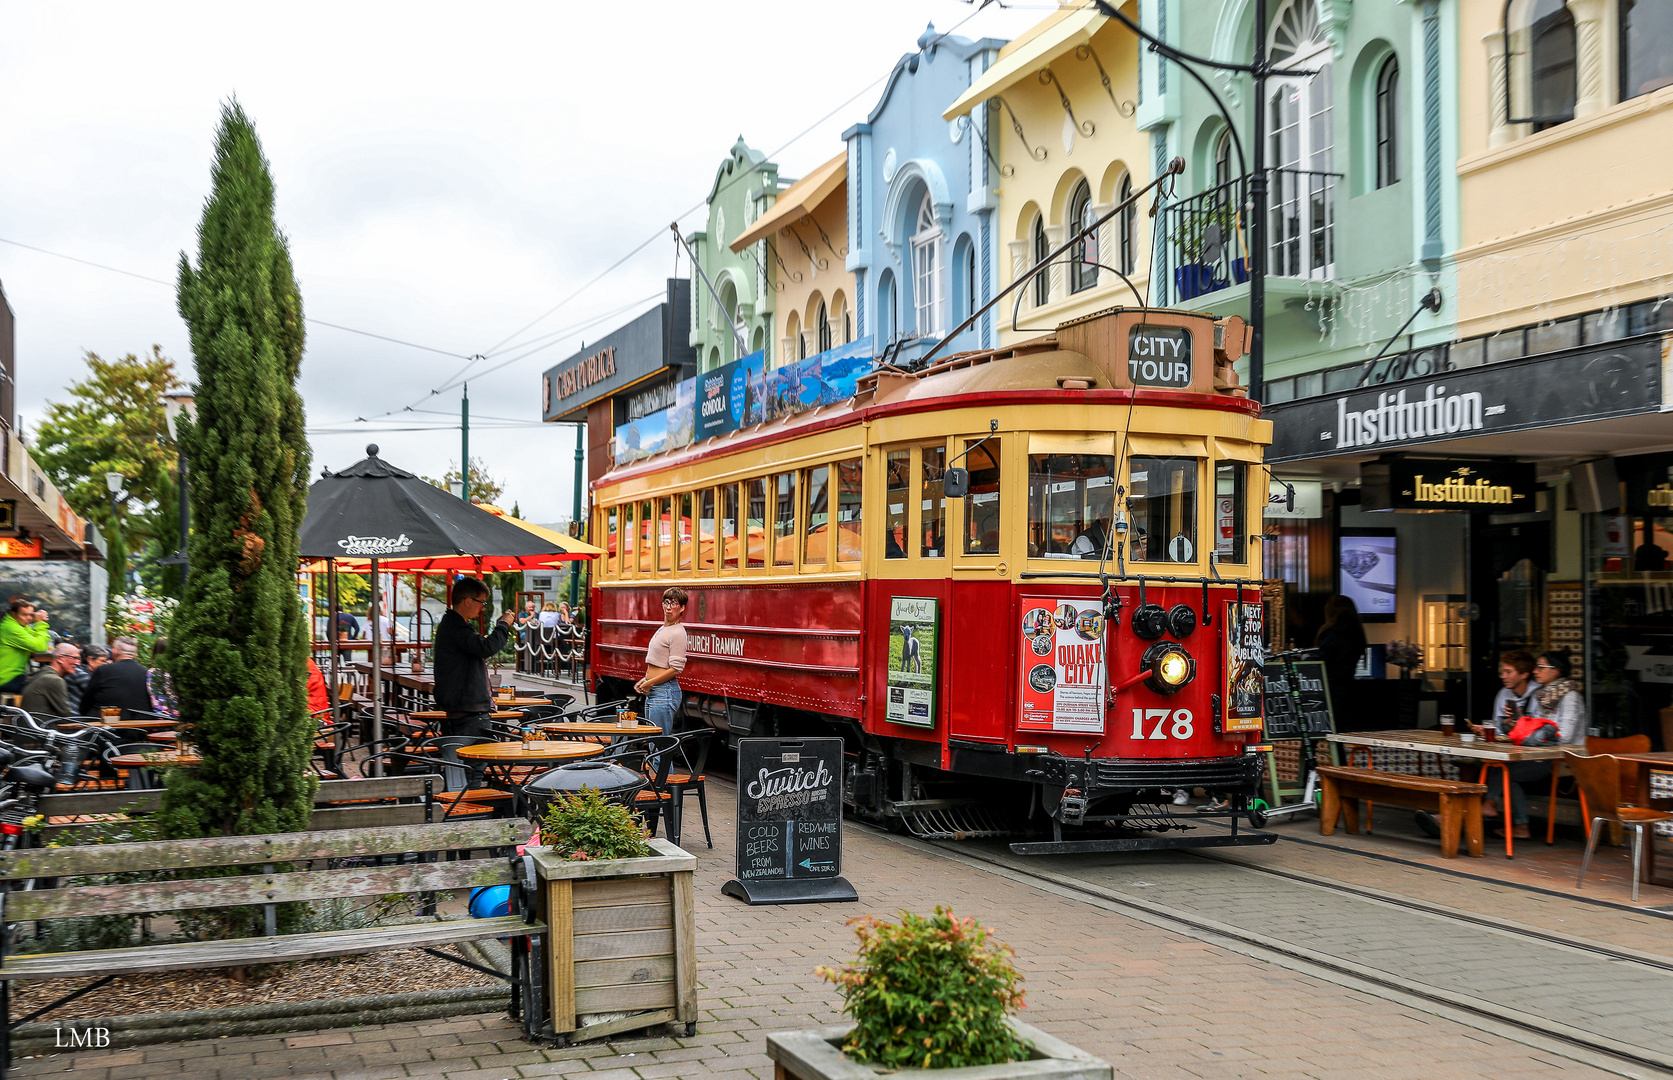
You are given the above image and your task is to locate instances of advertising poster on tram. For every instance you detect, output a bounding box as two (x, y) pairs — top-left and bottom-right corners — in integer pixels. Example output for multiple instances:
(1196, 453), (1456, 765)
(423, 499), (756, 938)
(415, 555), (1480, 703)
(884, 596), (938, 728)
(1018, 596), (1107, 733)
(1224, 600), (1265, 732)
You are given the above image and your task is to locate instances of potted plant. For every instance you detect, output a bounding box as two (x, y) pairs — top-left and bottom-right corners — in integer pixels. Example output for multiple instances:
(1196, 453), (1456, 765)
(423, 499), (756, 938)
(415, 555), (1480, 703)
(1173, 204), (1237, 301)
(523, 787), (699, 1046)
(768, 907), (1111, 1079)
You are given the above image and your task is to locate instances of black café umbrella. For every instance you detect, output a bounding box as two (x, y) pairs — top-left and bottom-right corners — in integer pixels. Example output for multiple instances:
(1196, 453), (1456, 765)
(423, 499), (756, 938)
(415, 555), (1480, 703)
(300, 445), (569, 757)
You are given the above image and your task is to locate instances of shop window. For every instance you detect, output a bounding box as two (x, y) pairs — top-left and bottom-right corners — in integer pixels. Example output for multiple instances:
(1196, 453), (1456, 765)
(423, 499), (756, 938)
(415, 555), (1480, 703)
(1486, 331), (1525, 364)
(1583, 308), (1627, 344)
(657, 497), (673, 573)
(677, 493), (693, 572)
(1375, 55), (1399, 189)
(921, 445), (946, 558)
(1069, 181), (1098, 293)
(638, 500), (654, 575)
(1032, 214), (1050, 307)
(1028, 453), (1116, 559)
(699, 489), (716, 571)
(1450, 337), (1487, 368)
(836, 458), (863, 563)
(746, 478), (767, 569)
(1265, 379), (1296, 405)
(1324, 364), (1362, 391)
(1526, 318), (1580, 355)
(1626, 298), (1673, 336)
(804, 464), (830, 567)
(1216, 463), (1248, 564)
(1621, 0), (1673, 101)
(606, 505), (619, 577)
(1294, 371), (1324, 399)
(773, 473), (797, 567)
(1130, 456), (1199, 563)
(723, 484), (741, 570)
(963, 438), (1003, 555)
(885, 449), (910, 560)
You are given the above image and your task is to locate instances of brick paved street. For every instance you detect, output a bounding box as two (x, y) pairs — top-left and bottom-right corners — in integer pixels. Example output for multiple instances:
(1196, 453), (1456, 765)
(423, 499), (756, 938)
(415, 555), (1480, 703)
(21, 779), (1649, 1080)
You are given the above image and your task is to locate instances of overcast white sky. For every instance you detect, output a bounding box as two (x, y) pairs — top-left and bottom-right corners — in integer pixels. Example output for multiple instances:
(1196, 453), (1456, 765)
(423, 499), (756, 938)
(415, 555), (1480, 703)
(0, 0), (1052, 523)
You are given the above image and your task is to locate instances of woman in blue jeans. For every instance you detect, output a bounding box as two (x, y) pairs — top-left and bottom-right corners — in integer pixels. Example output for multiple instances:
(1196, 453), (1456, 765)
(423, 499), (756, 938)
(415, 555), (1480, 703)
(635, 587), (688, 739)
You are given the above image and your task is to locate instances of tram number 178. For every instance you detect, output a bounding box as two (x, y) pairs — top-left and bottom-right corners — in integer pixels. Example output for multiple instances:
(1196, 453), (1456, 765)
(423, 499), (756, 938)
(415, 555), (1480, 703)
(1130, 709), (1195, 740)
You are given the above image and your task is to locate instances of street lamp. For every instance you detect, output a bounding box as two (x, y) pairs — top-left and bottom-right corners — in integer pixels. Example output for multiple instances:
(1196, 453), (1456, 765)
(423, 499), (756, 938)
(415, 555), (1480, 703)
(105, 471), (128, 593)
(160, 390), (196, 583)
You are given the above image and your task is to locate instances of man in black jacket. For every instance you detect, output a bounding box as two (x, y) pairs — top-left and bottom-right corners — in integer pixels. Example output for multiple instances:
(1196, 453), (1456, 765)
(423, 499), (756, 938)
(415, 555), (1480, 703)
(433, 577), (515, 738)
(81, 637), (153, 717)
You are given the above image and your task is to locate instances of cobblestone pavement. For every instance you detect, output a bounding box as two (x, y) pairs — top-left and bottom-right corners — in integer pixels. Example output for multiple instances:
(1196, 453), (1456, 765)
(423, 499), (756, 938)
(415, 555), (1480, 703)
(24, 779), (1647, 1080)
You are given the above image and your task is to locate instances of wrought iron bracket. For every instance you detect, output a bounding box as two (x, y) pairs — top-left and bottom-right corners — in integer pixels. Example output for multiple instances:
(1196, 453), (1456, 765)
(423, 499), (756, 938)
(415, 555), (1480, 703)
(1076, 44), (1136, 117)
(1039, 68), (1095, 137)
(994, 94), (1048, 163)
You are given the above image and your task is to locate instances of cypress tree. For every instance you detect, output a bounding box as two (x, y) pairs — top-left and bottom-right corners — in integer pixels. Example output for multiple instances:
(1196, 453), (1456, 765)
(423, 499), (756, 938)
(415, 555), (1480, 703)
(160, 102), (314, 838)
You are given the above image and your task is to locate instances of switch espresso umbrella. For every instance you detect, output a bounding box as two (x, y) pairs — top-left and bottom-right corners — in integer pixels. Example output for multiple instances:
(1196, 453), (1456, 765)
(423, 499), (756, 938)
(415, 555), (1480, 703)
(300, 445), (574, 763)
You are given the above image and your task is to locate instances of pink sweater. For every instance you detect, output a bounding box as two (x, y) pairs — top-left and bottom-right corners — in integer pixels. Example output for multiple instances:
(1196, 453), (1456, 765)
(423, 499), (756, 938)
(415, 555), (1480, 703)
(646, 624), (688, 673)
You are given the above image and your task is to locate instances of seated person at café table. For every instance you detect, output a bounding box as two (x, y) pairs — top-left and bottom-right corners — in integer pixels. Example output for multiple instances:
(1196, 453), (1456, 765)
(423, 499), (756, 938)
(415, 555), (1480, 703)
(1491, 650), (1537, 729)
(66, 644), (108, 716)
(0, 595), (52, 695)
(81, 637), (153, 717)
(21, 643), (80, 717)
(1472, 649), (1586, 839)
(433, 576), (515, 739)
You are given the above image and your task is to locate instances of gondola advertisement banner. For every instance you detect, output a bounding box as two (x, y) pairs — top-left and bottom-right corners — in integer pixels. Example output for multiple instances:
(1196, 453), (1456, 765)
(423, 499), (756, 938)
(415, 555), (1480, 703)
(884, 596), (937, 728)
(1018, 596), (1107, 733)
(1224, 601), (1265, 732)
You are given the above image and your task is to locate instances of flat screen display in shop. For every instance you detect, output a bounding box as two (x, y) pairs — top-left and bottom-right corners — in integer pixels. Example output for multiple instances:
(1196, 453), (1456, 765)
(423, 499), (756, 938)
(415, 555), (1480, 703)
(1338, 527), (1397, 622)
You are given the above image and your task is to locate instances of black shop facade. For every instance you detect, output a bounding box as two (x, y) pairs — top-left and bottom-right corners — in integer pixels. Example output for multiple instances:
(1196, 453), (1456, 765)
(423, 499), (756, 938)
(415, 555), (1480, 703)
(1260, 333), (1673, 747)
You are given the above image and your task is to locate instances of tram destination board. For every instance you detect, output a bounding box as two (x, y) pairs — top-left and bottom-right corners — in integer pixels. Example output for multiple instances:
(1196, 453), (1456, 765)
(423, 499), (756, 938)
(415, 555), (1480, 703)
(1261, 660), (1335, 739)
(721, 738), (858, 906)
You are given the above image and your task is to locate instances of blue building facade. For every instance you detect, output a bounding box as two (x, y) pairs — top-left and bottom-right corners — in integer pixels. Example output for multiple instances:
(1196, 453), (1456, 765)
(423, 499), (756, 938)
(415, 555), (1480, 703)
(845, 25), (1005, 365)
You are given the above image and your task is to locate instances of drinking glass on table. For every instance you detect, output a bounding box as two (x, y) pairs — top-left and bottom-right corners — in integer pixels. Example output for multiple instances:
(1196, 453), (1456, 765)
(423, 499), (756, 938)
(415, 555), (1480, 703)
(1439, 714), (1456, 737)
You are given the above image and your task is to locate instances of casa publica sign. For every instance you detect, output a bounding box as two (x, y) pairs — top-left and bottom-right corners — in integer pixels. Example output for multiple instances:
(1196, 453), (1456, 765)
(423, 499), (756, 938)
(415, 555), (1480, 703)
(1361, 458), (1536, 512)
(543, 346), (616, 413)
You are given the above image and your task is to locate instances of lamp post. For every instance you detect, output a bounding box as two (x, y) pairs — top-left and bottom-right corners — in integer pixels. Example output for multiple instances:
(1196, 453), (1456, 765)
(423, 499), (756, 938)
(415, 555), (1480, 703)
(161, 390), (197, 584)
(104, 471), (127, 594)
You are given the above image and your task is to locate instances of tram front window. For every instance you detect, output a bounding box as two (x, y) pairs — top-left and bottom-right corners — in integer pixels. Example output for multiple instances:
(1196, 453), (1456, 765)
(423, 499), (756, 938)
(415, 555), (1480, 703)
(964, 439), (1002, 555)
(1029, 454), (1115, 559)
(885, 450), (909, 559)
(1130, 456), (1199, 563)
(1215, 462), (1247, 564)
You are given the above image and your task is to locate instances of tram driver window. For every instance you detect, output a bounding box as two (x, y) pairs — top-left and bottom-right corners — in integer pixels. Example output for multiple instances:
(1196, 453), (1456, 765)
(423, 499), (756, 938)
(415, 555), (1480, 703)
(1129, 456), (1199, 563)
(922, 445), (946, 558)
(836, 458), (862, 563)
(963, 439), (1002, 555)
(1028, 454), (1116, 559)
(885, 449), (910, 559)
(1215, 463), (1247, 564)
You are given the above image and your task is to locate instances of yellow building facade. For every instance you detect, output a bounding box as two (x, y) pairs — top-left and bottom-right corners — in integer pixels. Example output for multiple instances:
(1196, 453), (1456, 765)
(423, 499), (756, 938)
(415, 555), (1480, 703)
(944, 2), (1150, 345)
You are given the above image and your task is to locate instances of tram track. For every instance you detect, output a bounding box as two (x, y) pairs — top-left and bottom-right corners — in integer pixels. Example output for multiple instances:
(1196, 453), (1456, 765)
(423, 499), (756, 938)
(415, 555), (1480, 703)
(860, 824), (1673, 1080)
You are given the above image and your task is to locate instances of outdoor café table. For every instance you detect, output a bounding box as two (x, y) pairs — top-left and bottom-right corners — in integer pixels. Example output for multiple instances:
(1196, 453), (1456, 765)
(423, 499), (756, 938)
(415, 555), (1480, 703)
(453, 739), (604, 797)
(492, 696), (554, 709)
(1612, 751), (1673, 889)
(536, 720), (661, 743)
(145, 731), (180, 744)
(88, 718), (178, 730)
(110, 750), (201, 768)
(1327, 729), (1568, 858)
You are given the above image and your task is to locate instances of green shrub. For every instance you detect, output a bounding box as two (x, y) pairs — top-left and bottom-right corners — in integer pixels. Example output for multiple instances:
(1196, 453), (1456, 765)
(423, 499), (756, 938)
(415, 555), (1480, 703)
(538, 786), (653, 861)
(817, 907), (1028, 1070)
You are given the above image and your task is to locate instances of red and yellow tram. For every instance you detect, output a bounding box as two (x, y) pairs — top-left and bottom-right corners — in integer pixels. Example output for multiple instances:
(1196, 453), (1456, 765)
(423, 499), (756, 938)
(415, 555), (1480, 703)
(588, 307), (1273, 853)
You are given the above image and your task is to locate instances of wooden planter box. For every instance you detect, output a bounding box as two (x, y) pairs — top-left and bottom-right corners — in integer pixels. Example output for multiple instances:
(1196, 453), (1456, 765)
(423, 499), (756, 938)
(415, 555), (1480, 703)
(767, 1020), (1111, 1080)
(528, 838), (698, 1044)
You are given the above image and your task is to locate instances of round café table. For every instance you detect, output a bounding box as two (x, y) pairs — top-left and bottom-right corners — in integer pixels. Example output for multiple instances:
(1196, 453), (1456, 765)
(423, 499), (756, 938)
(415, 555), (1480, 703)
(88, 718), (178, 730)
(537, 721), (662, 743)
(146, 731), (181, 744)
(453, 739), (604, 795)
(492, 696), (559, 710)
(110, 750), (200, 768)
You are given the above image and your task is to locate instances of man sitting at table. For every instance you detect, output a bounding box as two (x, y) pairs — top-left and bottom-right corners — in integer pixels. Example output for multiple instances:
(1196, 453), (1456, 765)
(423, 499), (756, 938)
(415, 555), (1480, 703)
(21, 643), (79, 717)
(81, 637), (152, 717)
(433, 577), (515, 739)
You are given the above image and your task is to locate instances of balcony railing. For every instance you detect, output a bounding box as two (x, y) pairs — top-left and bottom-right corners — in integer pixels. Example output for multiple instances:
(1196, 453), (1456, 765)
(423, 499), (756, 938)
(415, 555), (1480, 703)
(1157, 168), (1340, 306)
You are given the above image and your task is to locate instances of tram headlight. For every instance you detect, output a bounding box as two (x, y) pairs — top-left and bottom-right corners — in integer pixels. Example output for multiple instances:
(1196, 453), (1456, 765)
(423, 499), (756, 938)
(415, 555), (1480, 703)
(1142, 642), (1196, 695)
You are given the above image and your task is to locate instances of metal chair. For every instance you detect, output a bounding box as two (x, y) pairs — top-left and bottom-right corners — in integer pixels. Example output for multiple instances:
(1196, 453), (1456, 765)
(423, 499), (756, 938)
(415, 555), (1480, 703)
(385, 740), (505, 819)
(103, 742), (164, 790)
(1568, 750), (1673, 903)
(602, 735), (680, 842)
(665, 729), (713, 848)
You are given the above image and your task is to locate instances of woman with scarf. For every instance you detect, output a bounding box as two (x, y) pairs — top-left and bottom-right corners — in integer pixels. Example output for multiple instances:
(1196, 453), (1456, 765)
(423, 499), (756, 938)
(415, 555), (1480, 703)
(1477, 649), (1586, 839)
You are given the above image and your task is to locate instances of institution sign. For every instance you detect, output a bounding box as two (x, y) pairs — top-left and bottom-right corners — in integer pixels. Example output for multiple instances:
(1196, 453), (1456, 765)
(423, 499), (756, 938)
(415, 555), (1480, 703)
(1360, 458), (1536, 512)
(1265, 340), (1661, 463)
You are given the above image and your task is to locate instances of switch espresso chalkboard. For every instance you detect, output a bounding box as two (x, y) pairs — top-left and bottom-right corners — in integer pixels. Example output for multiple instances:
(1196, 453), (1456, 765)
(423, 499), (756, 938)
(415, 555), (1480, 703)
(721, 737), (857, 906)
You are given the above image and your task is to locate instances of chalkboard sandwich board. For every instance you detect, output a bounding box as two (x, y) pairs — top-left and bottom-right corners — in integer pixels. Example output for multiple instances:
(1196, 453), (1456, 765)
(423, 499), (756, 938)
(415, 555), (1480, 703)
(721, 738), (858, 906)
(1261, 659), (1336, 739)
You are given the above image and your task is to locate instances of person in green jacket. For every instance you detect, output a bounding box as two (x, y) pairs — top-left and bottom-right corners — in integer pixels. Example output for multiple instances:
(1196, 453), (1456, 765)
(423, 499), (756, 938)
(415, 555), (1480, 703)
(0, 596), (52, 693)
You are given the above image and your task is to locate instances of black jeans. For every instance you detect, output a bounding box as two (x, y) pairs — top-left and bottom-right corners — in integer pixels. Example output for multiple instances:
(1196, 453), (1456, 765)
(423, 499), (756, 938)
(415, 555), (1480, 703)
(442, 712), (492, 740)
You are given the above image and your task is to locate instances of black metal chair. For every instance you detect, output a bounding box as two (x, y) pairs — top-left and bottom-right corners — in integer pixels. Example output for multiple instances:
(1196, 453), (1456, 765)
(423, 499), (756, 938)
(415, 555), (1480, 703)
(665, 729), (713, 848)
(386, 739), (505, 819)
(327, 736), (412, 779)
(103, 742), (164, 790)
(601, 735), (680, 843)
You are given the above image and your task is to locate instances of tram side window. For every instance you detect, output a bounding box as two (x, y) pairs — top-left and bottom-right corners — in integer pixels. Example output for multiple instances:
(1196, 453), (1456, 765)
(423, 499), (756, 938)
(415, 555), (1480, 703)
(1028, 454), (1116, 559)
(746, 477), (767, 569)
(804, 465), (829, 567)
(638, 500), (654, 574)
(922, 445), (946, 558)
(606, 505), (619, 577)
(1215, 463), (1247, 564)
(836, 458), (862, 563)
(699, 488), (716, 571)
(1130, 456), (1199, 563)
(963, 439), (1002, 555)
(677, 493), (693, 572)
(723, 484), (741, 570)
(773, 472), (798, 567)
(657, 497), (673, 573)
(885, 450), (910, 559)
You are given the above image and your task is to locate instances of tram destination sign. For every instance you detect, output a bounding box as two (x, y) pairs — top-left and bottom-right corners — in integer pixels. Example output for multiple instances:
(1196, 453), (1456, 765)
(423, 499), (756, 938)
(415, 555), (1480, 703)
(721, 738), (857, 906)
(1127, 324), (1193, 389)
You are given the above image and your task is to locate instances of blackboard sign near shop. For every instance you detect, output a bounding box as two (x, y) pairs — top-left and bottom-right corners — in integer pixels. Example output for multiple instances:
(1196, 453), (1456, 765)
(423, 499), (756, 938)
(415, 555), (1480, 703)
(721, 738), (857, 906)
(1261, 660), (1335, 740)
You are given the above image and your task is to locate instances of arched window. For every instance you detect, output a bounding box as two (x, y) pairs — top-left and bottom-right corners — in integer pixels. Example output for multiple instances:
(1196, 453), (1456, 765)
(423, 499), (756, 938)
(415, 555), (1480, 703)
(1118, 175), (1136, 274)
(1268, 0), (1334, 279)
(1622, 0), (1673, 101)
(1213, 130), (1234, 191)
(1032, 213), (1051, 307)
(911, 193), (944, 337)
(816, 300), (831, 354)
(877, 271), (897, 342)
(1375, 56), (1399, 188)
(965, 240), (977, 320)
(1069, 180), (1098, 293)
(1505, 0), (1576, 130)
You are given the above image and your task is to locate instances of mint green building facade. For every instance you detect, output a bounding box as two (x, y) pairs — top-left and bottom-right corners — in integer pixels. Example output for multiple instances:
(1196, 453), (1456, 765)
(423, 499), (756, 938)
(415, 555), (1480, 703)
(687, 137), (786, 373)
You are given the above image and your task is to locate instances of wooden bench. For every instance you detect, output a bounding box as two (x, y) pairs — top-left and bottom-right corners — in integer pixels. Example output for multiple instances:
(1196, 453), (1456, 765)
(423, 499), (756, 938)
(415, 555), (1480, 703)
(0, 817), (540, 1069)
(1317, 765), (1488, 858)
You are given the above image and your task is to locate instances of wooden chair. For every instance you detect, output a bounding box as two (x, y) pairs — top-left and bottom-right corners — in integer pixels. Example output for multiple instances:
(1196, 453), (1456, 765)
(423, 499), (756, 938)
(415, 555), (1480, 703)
(1567, 750), (1673, 903)
(1551, 735), (1654, 845)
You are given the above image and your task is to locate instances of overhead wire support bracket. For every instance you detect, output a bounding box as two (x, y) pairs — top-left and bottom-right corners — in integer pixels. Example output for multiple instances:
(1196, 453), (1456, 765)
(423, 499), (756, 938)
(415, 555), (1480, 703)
(671, 223), (749, 360)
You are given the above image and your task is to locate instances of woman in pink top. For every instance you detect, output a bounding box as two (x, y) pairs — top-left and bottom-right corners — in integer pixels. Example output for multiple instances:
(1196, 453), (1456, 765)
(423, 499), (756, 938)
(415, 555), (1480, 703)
(636, 587), (688, 738)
